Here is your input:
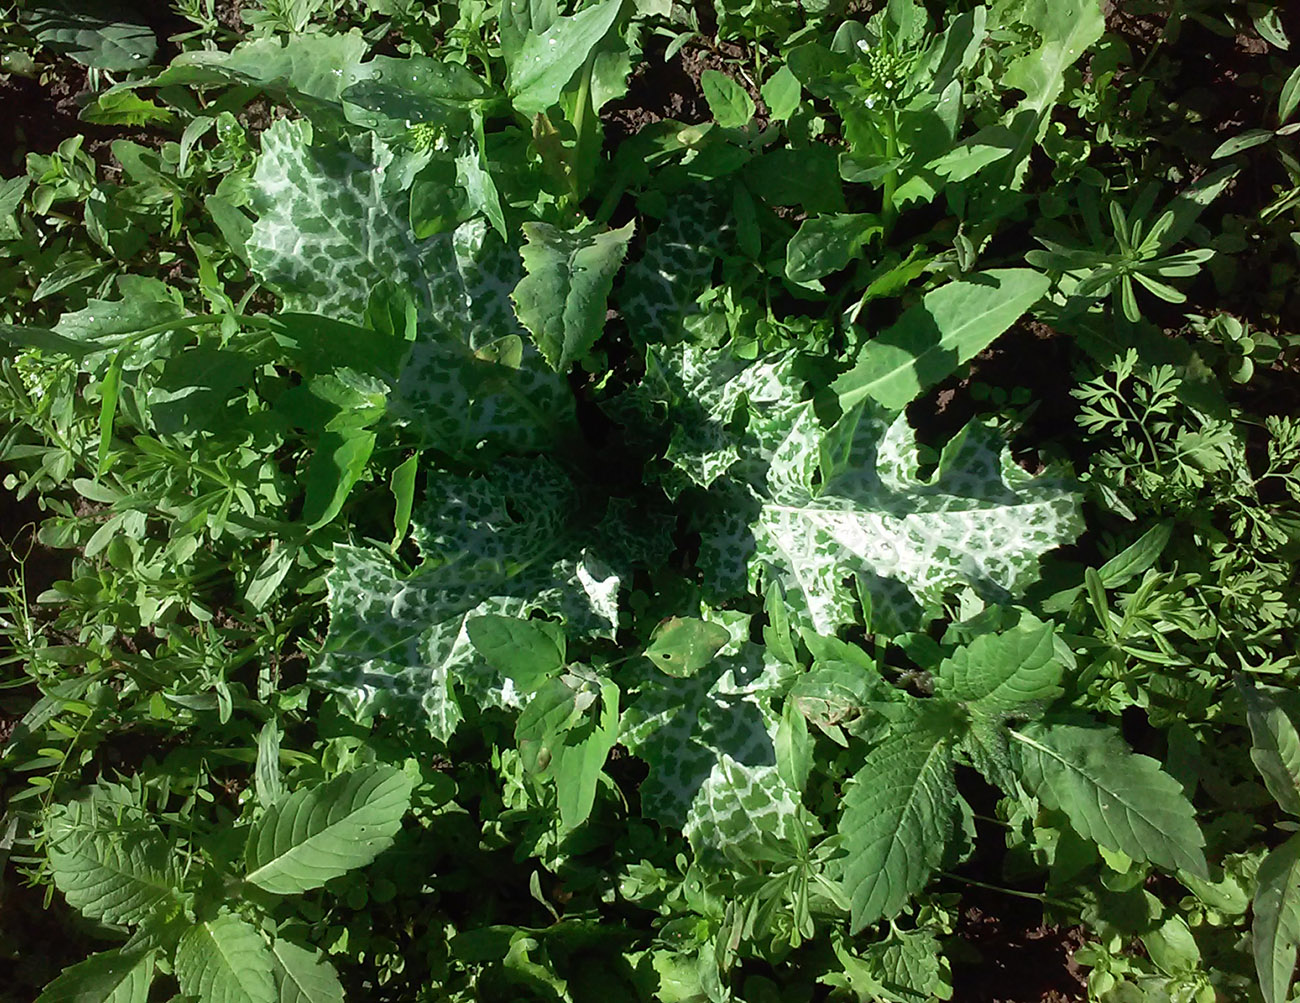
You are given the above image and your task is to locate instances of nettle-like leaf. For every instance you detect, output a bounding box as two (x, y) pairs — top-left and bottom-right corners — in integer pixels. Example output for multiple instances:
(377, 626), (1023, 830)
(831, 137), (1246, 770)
(244, 766), (413, 895)
(512, 220), (635, 372)
(702, 400), (1083, 633)
(175, 912), (276, 1003)
(270, 940), (346, 1003)
(1011, 722), (1207, 878)
(248, 118), (572, 456)
(621, 642), (795, 834)
(45, 790), (183, 927)
(1240, 678), (1300, 818)
(34, 949), (154, 1003)
(933, 618), (1062, 717)
(839, 721), (960, 932)
(315, 459), (619, 740)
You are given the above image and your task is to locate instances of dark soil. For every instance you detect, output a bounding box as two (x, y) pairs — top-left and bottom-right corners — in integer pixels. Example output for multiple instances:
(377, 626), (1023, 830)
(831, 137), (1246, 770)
(951, 896), (1091, 1003)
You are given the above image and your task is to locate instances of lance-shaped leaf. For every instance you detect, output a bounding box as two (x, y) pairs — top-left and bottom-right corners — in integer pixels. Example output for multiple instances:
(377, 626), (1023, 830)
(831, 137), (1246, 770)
(1239, 677), (1300, 818)
(934, 619), (1062, 717)
(840, 723), (960, 932)
(1254, 833), (1300, 1003)
(46, 792), (183, 927)
(244, 766), (413, 895)
(834, 269), (1049, 412)
(1011, 722), (1207, 877)
(175, 912), (276, 1003)
(315, 460), (619, 740)
(512, 220), (635, 371)
(34, 949), (154, 1003)
(703, 403), (1082, 634)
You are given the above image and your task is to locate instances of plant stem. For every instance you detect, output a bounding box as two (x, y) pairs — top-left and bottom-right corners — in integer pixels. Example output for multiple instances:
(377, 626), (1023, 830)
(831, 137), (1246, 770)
(940, 871), (1072, 909)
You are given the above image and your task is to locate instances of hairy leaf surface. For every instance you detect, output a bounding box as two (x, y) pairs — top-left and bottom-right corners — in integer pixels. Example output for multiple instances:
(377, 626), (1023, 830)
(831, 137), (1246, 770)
(34, 949), (153, 1003)
(175, 912), (276, 1003)
(270, 940), (346, 1003)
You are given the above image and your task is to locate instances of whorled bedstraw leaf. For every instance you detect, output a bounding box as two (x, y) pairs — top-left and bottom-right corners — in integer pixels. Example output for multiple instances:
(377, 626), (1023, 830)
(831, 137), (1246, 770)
(833, 269), (1050, 412)
(933, 619), (1061, 717)
(702, 401), (1083, 635)
(1011, 722), (1208, 878)
(1239, 677), (1300, 818)
(175, 912), (276, 1003)
(33, 949), (154, 1003)
(45, 790), (183, 927)
(1254, 832), (1300, 1003)
(244, 766), (413, 895)
(839, 721), (960, 932)
(512, 220), (635, 371)
(315, 459), (619, 740)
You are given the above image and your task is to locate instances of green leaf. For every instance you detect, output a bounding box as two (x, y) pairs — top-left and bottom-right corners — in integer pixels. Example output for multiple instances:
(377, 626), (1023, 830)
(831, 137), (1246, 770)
(551, 677), (620, 828)
(1097, 521), (1172, 588)
(389, 452), (419, 550)
(834, 269), (1050, 411)
(46, 794), (183, 926)
(1279, 64), (1300, 124)
(785, 214), (881, 283)
(244, 766), (413, 895)
(270, 940), (346, 1003)
(1211, 129), (1275, 159)
(512, 221), (635, 371)
(934, 619), (1061, 716)
(643, 617), (732, 678)
(467, 614), (567, 690)
(700, 69), (755, 128)
(507, 0), (623, 116)
(840, 726), (959, 932)
(341, 55), (491, 128)
(80, 90), (175, 127)
(34, 949), (154, 1003)
(1239, 678), (1300, 818)
(24, 1), (157, 71)
(832, 928), (953, 1003)
(1254, 833), (1300, 1003)
(1011, 722), (1207, 877)
(96, 349), (125, 475)
(175, 912), (276, 1003)
(761, 65), (801, 121)
(301, 429), (376, 532)
(744, 146), (845, 213)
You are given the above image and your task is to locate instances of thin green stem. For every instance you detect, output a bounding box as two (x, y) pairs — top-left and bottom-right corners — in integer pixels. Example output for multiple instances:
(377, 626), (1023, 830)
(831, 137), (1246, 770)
(940, 871), (1072, 909)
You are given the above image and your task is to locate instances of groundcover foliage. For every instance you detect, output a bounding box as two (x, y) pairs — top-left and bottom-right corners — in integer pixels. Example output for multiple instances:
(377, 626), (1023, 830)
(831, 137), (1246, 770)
(1, 0), (1299, 1000)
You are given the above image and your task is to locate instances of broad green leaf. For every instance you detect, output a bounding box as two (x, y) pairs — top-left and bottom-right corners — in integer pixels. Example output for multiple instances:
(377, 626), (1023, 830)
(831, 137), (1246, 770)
(508, 0), (623, 115)
(159, 33), (369, 105)
(1097, 520), (1172, 588)
(685, 759), (801, 867)
(999, 0), (1104, 182)
(551, 677), (620, 828)
(702, 403), (1082, 635)
(788, 658), (900, 740)
(24, 1), (156, 71)
(643, 617), (732, 678)
(831, 928), (953, 1003)
(833, 269), (1050, 411)
(499, 0), (559, 62)
(244, 766), (413, 894)
(934, 620), (1061, 716)
(840, 726), (959, 931)
(270, 940), (346, 1003)
(1011, 722), (1207, 877)
(700, 69), (755, 128)
(301, 430), (376, 531)
(785, 214), (881, 283)
(512, 221), (635, 371)
(743, 146), (845, 213)
(467, 614), (567, 689)
(341, 55), (491, 128)
(175, 912), (276, 1003)
(1254, 833), (1300, 1003)
(1239, 678), (1300, 818)
(761, 65), (801, 121)
(46, 794), (183, 926)
(34, 949), (154, 1003)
